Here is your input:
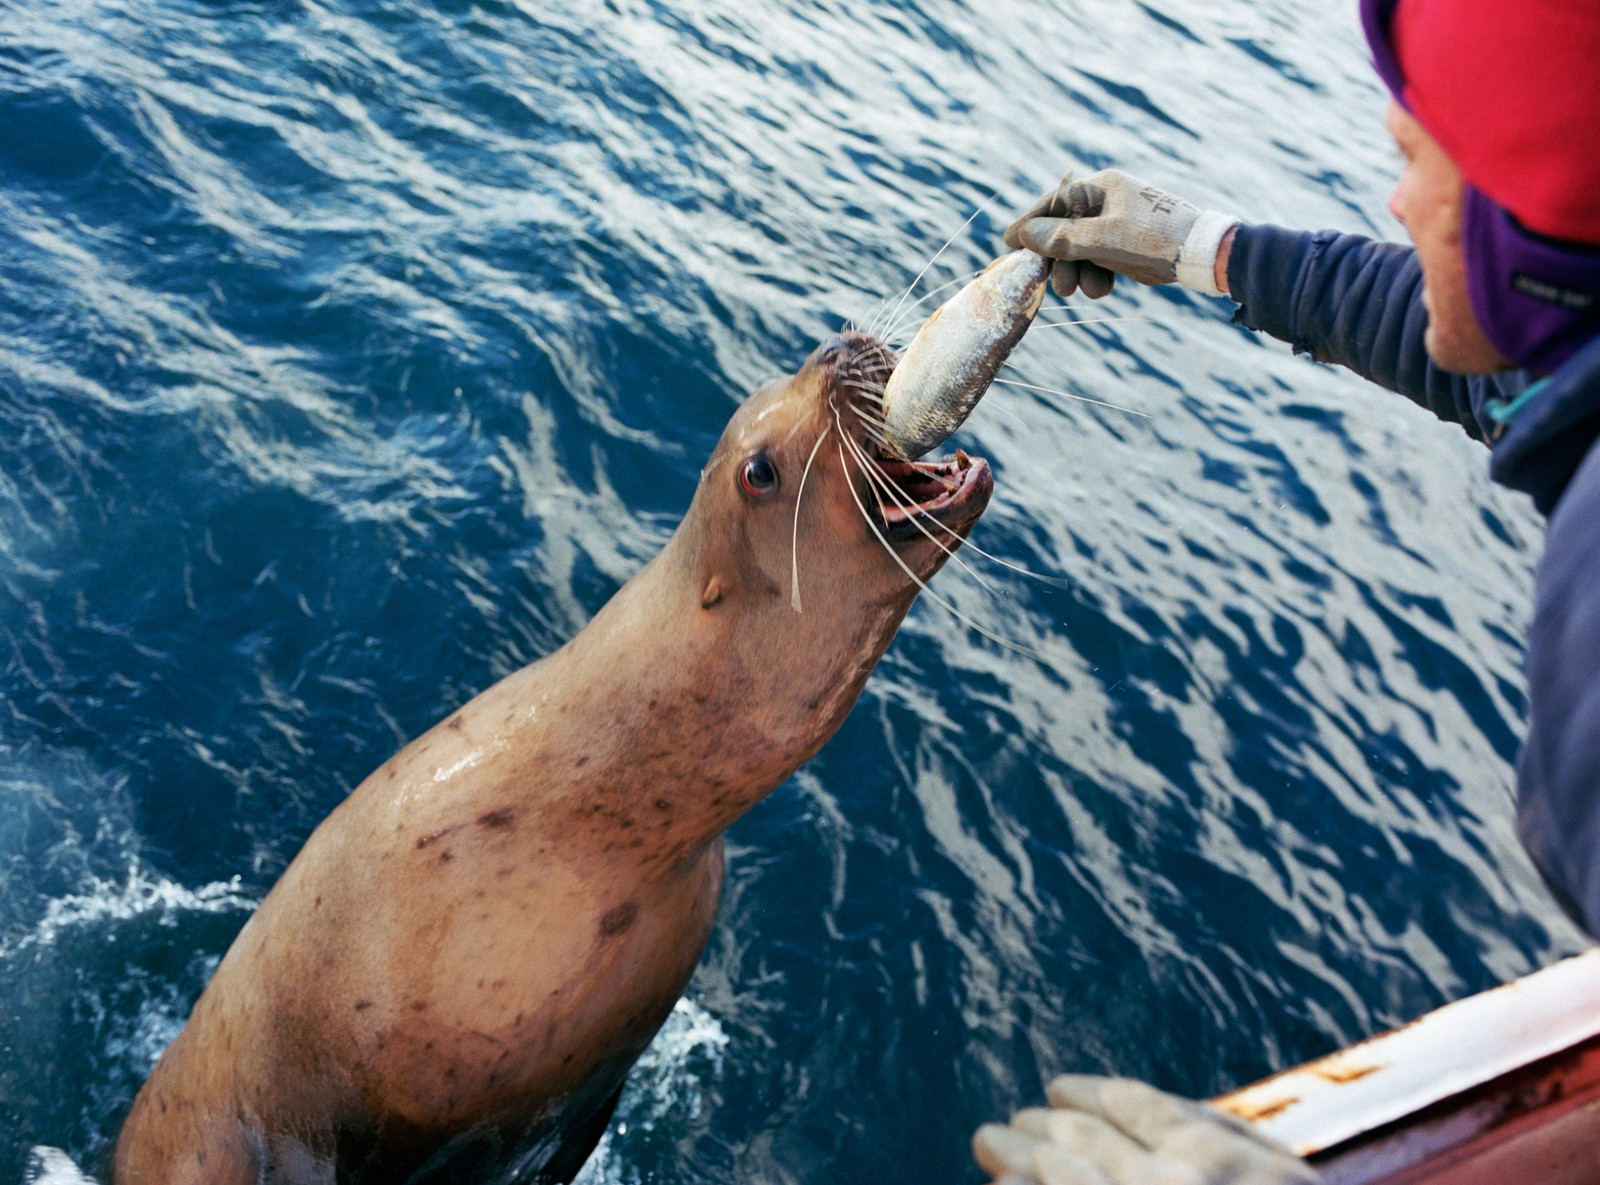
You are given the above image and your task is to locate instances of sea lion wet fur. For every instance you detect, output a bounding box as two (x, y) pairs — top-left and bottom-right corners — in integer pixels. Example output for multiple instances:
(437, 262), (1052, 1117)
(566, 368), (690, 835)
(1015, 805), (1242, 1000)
(112, 332), (992, 1184)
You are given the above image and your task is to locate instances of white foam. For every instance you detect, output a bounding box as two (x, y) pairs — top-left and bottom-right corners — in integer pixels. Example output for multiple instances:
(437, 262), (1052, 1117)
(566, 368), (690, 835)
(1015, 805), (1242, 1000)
(103, 951), (223, 1075)
(22, 1146), (98, 1185)
(572, 996), (731, 1185)
(0, 864), (257, 959)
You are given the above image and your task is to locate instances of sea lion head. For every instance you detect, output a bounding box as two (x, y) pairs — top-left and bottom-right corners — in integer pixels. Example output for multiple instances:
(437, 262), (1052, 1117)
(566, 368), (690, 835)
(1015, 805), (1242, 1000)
(665, 329), (993, 757)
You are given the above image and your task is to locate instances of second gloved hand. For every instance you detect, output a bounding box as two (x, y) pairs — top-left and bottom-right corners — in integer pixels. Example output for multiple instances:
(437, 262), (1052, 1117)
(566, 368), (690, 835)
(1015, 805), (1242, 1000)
(1004, 169), (1239, 299)
(973, 1075), (1321, 1185)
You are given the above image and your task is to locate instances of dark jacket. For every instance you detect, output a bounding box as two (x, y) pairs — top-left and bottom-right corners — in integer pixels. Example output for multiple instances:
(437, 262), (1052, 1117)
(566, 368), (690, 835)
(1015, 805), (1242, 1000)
(1227, 224), (1600, 935)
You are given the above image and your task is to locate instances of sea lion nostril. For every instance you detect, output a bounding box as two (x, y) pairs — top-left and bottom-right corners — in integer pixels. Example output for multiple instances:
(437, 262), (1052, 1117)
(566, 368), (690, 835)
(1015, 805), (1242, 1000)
(804, 333), (896, 398)
(805, 338), (851, 368)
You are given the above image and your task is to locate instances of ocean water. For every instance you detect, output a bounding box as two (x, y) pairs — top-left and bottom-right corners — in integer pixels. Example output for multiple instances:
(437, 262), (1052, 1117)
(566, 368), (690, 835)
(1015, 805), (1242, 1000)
(0, 0), (1586, 1180)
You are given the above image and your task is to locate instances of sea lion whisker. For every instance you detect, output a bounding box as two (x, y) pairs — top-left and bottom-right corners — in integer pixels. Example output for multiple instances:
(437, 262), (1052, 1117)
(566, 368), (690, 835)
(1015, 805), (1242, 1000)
(836, 425), (1060, 592)
(839, 381), (889, 408)
(834, 441), (1047, 660)
(834, 398), (890, 439)
(849, 458), (1071, 589)
(860, 296), (896, 339)
(881, 308), (934, 350)
(880, 199), (993, 340)
(845, 393), (889, 421)
(831, 403), (879, 459)
(844, 430), (955, 504)
(832, 405), (895, 473)
(840, 436), (909, 503)
(898, 268), (986, 314)
(838, 434), (970, 562)
(842, 369), (890, 388)
(852, 410), (889, 436)
(856, 417), (893, 446)
(858, 423), (895, 453)
(945, 537), (1073, 589)
(854, 410), (891, 437)
(790, 426), (831, 613)
(844, 393), (889, 420)
(900, 500), (1072, 588)
(880, 284), (978, 344)
(989, 378), (1152, 419)
(857, 339), (901, 369)
(841, 379), (889, 405)
(837, 432), (1000, 595)
(966, 393), (1029, 434)
(864, 289), (917, 341)
(864, 296), (907, 341)
(1031, 316), (1154, 329)
(826, 395), (886, 443)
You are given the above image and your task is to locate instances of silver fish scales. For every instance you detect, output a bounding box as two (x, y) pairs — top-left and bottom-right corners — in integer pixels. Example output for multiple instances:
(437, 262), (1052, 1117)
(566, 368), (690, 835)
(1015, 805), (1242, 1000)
(879, 250), (1050, 459)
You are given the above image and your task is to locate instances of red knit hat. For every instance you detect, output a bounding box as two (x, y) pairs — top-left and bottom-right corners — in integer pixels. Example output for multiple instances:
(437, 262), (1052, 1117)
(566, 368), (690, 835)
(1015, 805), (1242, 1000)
(1389, 0), (1600, 245)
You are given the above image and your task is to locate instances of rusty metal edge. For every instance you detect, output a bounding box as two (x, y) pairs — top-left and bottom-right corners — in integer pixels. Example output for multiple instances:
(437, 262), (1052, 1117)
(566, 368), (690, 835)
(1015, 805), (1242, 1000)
(1213, 949), (1600, 1157)
(1310, 1030), (1600, 1184)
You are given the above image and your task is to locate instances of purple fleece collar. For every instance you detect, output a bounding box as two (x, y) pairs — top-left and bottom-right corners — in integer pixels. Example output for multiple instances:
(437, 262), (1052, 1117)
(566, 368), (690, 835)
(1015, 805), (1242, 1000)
(1465, 187), (1600, 374)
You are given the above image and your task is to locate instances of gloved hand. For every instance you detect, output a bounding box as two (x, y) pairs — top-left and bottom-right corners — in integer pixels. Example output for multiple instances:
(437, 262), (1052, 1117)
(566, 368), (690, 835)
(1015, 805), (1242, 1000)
(972, 1075), (1321, 1185)
(1004, 170), (1239, 299)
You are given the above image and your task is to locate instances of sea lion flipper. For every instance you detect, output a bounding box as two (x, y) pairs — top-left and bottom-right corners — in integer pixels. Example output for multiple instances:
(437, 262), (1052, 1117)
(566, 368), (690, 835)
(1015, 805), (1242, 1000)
(539, 1081), (626, 1185)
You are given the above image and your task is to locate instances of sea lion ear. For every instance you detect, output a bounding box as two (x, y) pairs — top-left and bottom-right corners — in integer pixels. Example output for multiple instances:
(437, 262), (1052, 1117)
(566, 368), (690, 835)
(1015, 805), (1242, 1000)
(700, 576), (724, 609)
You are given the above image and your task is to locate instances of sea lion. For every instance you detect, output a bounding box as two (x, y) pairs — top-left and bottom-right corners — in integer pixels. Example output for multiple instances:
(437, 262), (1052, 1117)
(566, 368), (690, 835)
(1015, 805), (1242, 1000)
(111, 330), (993, 1184)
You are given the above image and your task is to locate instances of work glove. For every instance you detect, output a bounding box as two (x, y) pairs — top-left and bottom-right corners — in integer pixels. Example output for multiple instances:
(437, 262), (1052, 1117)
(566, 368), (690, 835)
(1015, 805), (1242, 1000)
(973, 1075), (1322, 1185)
(1004, 170), (1239, 299)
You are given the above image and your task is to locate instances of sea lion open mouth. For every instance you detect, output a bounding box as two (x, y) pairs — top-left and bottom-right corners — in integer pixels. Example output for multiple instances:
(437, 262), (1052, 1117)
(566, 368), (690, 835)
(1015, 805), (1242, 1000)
(872, 450), (992, 544)
(815, 331), (993, 549)
(806, 329), (994, 551)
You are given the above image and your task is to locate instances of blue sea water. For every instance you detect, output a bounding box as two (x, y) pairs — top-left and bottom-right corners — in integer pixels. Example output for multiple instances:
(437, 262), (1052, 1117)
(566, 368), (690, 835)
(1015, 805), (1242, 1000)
(0, 0), (1587, 1180)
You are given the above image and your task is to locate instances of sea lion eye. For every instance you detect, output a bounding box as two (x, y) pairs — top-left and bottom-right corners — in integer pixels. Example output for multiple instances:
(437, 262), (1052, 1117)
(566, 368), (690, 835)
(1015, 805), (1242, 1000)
(739, 454), (779, 497)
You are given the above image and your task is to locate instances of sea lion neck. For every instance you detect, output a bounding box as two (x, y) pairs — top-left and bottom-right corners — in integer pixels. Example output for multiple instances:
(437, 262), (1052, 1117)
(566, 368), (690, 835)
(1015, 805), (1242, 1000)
(533, 531), (853, 852)
(373, 540), (818, 873)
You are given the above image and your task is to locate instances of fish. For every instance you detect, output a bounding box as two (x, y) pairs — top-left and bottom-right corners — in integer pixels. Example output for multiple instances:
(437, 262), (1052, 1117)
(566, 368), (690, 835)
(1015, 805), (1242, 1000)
(878, 250), (1050, 459)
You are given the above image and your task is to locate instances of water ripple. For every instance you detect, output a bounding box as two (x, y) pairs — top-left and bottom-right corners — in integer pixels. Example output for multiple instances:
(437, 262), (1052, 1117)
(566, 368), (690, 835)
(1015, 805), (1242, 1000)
(0, 0), (1585, 1180)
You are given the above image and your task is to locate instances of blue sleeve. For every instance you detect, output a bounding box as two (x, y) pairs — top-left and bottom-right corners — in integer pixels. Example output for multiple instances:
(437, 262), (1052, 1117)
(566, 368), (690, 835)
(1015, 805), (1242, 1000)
(1228, 224), (1600, 937)
(1225, 224), (1500, 442)
(1516, 439), (1600, 936)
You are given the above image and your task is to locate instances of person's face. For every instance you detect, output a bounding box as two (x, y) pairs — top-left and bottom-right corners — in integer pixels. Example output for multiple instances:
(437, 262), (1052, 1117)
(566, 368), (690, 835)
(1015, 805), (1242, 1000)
(1385, 101), (1513, 374)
